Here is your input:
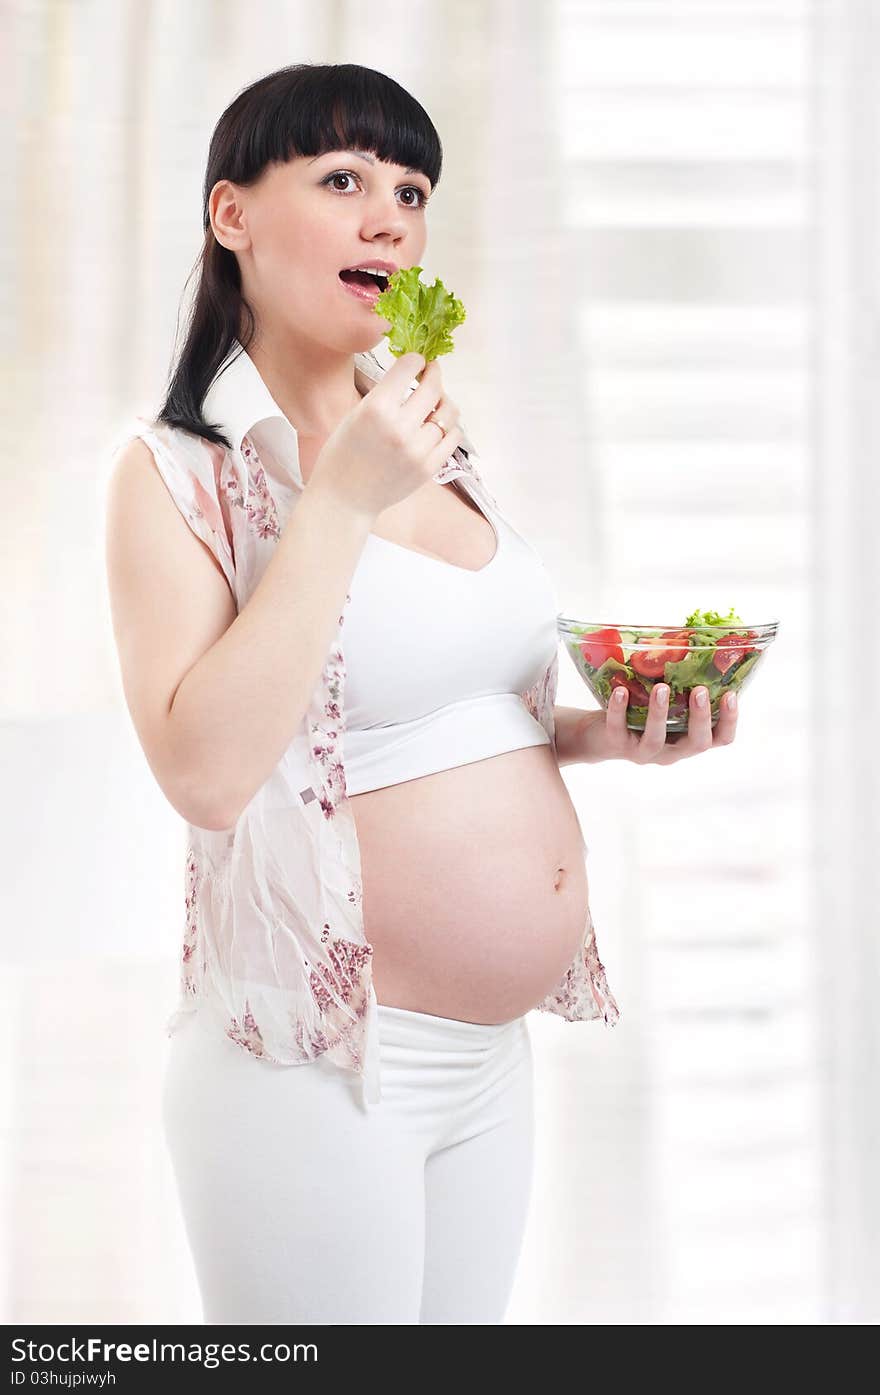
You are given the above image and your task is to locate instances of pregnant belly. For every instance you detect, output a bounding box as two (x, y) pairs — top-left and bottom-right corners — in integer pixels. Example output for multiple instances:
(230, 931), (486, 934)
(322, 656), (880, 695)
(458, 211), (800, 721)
(347, 743), (589, 1023)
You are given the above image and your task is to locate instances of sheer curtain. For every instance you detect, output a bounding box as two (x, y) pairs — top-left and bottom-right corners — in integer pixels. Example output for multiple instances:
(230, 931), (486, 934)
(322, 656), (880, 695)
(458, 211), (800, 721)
(2, 0), (876, 1324)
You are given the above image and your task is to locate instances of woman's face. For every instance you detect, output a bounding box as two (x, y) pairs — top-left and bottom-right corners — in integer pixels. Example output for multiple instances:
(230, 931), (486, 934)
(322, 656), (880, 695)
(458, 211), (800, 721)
(210, 149), (432, 353)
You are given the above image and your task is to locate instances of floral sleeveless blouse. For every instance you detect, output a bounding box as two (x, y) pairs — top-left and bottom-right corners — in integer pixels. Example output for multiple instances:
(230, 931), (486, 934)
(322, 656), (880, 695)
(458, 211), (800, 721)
(110, 339), (620, 1106)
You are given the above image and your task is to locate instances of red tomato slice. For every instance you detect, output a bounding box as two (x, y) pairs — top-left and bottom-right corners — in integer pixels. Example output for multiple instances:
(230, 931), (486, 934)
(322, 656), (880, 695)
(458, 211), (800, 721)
(631, 627), (693, 678)
(578, 628), (624, 667)
(608, 675), (652, 707)
(631, 642), (668, 678)
(658, 629), (692, 663)
(631, 650), (666, 679)
(711, 631), (751, 675)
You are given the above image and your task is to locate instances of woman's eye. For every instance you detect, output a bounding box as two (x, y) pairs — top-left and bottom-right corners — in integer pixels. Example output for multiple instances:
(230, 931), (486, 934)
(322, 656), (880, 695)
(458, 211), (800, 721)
(321, 170), (429, 208)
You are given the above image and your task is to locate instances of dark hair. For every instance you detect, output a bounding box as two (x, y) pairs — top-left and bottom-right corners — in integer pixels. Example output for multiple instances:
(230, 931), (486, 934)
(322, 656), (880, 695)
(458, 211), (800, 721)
(155, 63), (443, 450)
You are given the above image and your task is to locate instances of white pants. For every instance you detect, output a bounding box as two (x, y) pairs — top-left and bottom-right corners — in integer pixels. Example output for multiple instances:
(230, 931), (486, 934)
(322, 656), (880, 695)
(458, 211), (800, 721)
(161, 999), (535, 1324)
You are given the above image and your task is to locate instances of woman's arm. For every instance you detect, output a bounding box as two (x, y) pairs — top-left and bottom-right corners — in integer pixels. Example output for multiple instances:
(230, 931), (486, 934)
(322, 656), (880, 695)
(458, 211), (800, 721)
(552, 705), (606, 765)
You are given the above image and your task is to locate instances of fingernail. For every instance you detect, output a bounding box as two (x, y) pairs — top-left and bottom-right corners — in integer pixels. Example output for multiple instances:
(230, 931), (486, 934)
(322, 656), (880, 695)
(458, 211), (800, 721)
(726, 692), (737, 712)
(614, 688), (627, 704)
(656, 685), (669, 703)
(696, 688), (708, 707)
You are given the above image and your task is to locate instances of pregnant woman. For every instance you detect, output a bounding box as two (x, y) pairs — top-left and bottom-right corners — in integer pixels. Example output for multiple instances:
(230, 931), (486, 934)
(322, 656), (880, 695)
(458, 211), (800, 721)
(105, 62), (622, 1325)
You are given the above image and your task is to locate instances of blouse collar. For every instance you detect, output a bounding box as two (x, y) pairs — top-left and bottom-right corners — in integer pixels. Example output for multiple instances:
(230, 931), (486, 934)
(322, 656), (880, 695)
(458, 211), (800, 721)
(201, 338), (478, 493)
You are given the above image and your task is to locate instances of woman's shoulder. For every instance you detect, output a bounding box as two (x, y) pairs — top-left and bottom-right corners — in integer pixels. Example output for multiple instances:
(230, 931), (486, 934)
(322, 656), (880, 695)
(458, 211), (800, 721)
(105, 414), (241, 592)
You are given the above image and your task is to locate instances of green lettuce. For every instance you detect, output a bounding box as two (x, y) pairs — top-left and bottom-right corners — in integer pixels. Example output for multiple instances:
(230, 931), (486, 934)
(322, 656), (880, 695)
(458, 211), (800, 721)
(664, 648), (727, 698)
(681, 605), (747, 654)
(683, 605), (744, 628)
(373, 265), (466, 360)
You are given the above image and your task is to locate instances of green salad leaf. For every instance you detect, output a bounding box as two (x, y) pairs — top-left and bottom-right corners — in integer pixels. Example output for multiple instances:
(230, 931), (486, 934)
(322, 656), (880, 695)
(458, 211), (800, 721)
(683, 605), (744, 627)
(373, 265), (466, 360)
(664, 649), (727, 698)
(681, 605), (747, 653)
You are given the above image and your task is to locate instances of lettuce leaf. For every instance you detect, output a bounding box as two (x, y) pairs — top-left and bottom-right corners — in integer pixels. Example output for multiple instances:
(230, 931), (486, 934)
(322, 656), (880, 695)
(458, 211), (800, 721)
(663, 648), (725, 696)
(683, 605), (744, 628)
(373, 265), (466, 360)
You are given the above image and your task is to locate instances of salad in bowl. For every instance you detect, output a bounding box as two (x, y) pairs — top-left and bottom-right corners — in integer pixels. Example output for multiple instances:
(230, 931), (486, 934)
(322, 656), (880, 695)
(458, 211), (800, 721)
(558, 606), (778, 734)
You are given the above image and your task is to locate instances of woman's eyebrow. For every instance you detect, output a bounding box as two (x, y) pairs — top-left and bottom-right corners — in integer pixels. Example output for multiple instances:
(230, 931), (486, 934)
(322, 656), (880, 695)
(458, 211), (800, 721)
(309, 149), (421, 176)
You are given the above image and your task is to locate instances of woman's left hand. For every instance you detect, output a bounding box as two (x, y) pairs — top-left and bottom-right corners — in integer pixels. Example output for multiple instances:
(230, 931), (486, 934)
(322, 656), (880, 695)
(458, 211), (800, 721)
(578, 683), (739, 765)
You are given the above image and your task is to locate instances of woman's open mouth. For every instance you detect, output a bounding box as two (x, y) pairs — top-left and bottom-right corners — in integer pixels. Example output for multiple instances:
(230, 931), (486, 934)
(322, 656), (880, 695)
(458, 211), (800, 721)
(338, 267), (390, 305)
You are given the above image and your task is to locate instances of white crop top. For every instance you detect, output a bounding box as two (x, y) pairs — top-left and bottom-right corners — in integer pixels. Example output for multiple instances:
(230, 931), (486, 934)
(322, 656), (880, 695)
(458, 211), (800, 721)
(342, 480), (560, 796)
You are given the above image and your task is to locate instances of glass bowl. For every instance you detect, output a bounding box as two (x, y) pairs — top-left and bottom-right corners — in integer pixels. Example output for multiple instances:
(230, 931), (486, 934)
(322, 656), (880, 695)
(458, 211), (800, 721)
(557, 616), (779, 734)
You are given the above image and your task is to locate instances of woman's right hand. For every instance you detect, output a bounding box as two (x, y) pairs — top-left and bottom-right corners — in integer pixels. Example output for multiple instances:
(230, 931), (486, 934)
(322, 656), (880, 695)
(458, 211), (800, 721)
(309, 353), (464, 522)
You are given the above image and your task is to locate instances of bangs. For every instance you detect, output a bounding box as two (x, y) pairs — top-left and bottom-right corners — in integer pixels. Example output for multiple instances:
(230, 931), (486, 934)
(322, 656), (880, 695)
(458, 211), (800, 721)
(206, 63), (443, 219)
(294, 66), (442, 188)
